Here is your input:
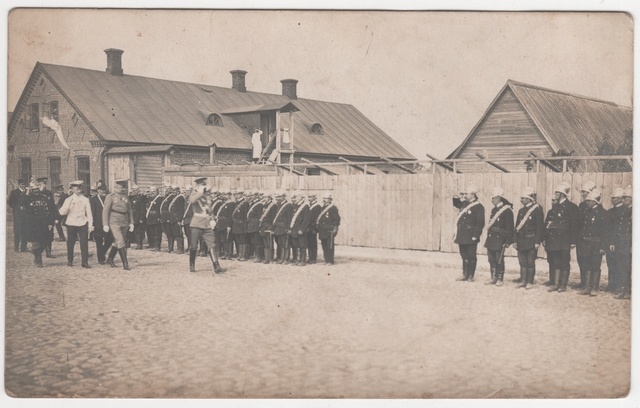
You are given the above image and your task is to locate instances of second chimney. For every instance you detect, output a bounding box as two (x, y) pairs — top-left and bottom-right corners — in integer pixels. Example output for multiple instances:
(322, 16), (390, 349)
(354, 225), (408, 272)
(230, 70), (247, 92)
(104, 48), (124, 76)
(280, 79), (298, 99)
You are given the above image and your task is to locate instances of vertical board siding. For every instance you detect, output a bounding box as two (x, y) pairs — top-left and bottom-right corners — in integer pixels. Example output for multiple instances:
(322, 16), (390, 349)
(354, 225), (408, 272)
(163, 170), (631, 253)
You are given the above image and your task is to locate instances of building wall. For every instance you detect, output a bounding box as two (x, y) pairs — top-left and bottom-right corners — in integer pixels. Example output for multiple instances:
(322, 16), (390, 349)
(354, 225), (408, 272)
(8, 67), (104, 190)
(455, 88), (555, 173)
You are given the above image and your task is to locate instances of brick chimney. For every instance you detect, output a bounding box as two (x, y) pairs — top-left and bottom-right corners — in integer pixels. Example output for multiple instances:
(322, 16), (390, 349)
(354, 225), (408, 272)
(104, 48), (124, 76)
(280, 79), (298, 99)
(230, 70), (247, 92)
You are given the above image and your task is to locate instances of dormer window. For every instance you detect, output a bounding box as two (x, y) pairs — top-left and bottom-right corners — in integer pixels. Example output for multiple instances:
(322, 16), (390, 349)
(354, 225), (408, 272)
(311, 123), (324, 135)
(207, 114), (223, 126)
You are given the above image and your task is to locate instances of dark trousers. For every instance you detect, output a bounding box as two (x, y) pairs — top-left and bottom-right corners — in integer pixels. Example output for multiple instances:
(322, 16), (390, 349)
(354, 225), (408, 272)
(605, 250), (619, 290)
(292, 234), (307, 249)
(32, 240), (47, 265)
(55, 221), (66, 240)
(46, 227), (54, 254)
(458, 243), (478, 278)
(321, 237), (335, 264)
(615, 251), (632, 290)
(487, 247), (505, 272)
(261, 233), (273, 252)
(275, 234), (289, 260)
(66, 223), (89, 265)
(234, 232), (247, 245)
(93, 229), (114, 263)
(517, 248), (537, 269)
(13, 216), (27, 251)
(147, 224), (163, 248)
(547, 249), (571, 272)
(250, 232), (263, 256)
(184, 224), (191, 248)
(306, 231), (318, 262)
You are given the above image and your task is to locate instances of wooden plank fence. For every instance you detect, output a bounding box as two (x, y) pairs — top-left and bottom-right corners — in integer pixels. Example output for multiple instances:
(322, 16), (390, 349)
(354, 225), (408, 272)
(163, 170), (632, 255)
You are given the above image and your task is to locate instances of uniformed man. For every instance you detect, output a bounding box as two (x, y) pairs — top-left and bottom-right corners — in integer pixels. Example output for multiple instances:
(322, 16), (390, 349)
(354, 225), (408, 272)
(188, 179), (225, 274)
(605, 188), (625, 292)
(306, 192), (322, 264)
(159, 185), (177, 253)
(145, 186), (163, 251)
(259, 193), (278, 264)
(21, 181), (57, 267)
(88, 185), (98, 242)
(576, 181), (597, 289)
(513, 187), (545, 290)
(54, 184), (68, 242)
(182, 184), (194, 253)
(289, 191), (311, 266)
(576, 189), (607, 296)
(128, 184), (147, 250)
(246, 189), (265, 263)
(271, 191), (294, 264)
(615, 186), (633, 300)
(452, 184), (485, 282)
(7, 179), (28, 252)
(484, 187), (514, 286)
(168, 185), (186, 254)
(90, 184), (113, 264)
(214, 190), (236, 260)
(58, 180), (93, 268)
(188, 178), (208, 261)
(317, 192), (341, 265)
(544, 182), (580, 293)
(231, 189), (250, 261)
(103, 179), (135, 270)
(34, 177), (58, 258)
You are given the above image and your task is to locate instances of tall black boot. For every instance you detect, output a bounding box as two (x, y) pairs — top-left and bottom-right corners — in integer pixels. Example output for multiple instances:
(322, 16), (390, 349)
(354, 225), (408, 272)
(525, 267), (535, 289)
(579, 271), (592, 295)
(107, 247), (118, 267)
(548, 270), (561, 292)
(516, 267), (527, 288)
(118, 248), (130, 271)
(496, 268), (504, 287)
(189, 249), (197, 272)
(457, 261), (469, 281)
(485, 267), (497, 285)
(591, 270), (601, 297)
(136, 234), (144, 250)
(209, 251), (225, 274)
(238, 244), (247, 261)
(298, 250), (307, 266)
(34, 248), (44, 267)
(254, 245), (264, 263)
(263, 247), (272, 264)
(166, 237), (174, 253)
(291, 247), (299, 264)
(467, 260), (477, 282)
(175, 237), (184, 255)
(544, 268), (555, 286)
(558, 270), (570, 292)
(45, 244), (56, 258)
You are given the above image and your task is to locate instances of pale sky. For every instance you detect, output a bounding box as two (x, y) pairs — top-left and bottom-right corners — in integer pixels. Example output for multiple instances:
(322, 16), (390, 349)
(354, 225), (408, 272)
(7, 9), (634, 160)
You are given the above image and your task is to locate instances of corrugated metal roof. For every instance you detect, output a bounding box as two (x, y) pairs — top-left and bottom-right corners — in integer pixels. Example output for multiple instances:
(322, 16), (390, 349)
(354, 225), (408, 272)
(39, 63), (415, 160)
(105, 145), (174, 154)
(448, 80), (632, 159)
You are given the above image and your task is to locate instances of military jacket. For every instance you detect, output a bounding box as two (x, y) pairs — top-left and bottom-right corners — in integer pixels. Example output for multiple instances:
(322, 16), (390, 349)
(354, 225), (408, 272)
(182, 199), (194, 226)
(169, 194), (186, 223)
(259, 202), (278, 234)
(7, 188), (27, 218)
(484, 204), (514, 250)
(272, 201), (294, 236)
(159, 193), (176, 223)
(189, 195), (215, 230)
(317, 203), (341, 240)
(453, 198), (485, 245)
(544, 198), (580, 251)
(90, 194), (107, 229)
(308, 202), (322, 233)
(606, 204), (632, 252)
(514, 203), (545, 251)
(231, 199), (250, 234)
(103, 191), (134, 227)
(289, 203), (310, 237)
(145, 195), (163, 225)
(576, 204), (607, 256)
(22, 189), (57, 241)
(214, 201), (236, 231)
(246, 200), (265, 233)
(130, 193), (146, 224)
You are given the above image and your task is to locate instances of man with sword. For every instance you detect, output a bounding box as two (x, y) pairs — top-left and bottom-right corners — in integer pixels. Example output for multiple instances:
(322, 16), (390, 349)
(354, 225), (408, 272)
(484, 187), (514, 287)
(513, 187), (545, 289)
(317, 192), (341, 266)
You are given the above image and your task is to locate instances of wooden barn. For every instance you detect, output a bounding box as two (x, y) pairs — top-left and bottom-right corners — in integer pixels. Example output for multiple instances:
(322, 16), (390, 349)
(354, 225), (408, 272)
(447, 80), (633, 173)
(7, 48), (416, 192)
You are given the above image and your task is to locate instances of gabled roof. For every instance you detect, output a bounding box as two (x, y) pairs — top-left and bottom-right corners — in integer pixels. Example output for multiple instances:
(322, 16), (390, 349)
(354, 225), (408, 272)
(12, 62), (414, 160)
(448, 80), (632, 158)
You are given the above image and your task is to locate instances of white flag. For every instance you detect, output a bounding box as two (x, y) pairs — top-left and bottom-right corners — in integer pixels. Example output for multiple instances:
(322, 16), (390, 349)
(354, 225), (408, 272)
(42, 116), (69, 149)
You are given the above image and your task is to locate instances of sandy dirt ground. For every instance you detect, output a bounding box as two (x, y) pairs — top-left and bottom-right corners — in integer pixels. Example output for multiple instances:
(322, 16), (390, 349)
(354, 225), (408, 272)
(4, 239), (631, 399)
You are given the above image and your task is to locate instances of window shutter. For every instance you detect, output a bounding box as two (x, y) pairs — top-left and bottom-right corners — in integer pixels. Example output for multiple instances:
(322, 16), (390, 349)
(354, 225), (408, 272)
(31, 104), (39, 130)
(43, 102), (50, 118)
(24, 109), (31, 129)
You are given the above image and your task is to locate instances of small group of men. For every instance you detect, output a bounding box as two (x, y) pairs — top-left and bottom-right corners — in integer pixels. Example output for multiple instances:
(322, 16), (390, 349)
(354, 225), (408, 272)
(453, 181), (632, 299)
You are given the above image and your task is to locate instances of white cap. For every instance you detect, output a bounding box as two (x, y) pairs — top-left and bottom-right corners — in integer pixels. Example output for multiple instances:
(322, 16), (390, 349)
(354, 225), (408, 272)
(521, 187), (536, 201)
(611, 187), (625, 198)
(580, 181), (596, 193)
(465, 184), (478, 195)
(491, 187), (505, 199)
(322, 191), (333, 199)
(275, 190), (286, 197)
(585, 188), (602, 204)
(554, 182), (571, 196)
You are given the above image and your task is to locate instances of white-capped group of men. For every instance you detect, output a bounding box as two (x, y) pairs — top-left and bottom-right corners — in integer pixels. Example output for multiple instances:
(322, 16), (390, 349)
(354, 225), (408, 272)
(452, 181), (632, 299)
(10, 176), (342, 276)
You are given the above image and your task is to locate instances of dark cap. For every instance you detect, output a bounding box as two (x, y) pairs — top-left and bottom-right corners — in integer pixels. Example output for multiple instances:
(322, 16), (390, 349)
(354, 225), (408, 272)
(36, 177), (48, 183)
(56, 184), (65, 190)
(17, 179), (26, 185)
(115, 179), (129, 187)
(194, 177), (207, 185)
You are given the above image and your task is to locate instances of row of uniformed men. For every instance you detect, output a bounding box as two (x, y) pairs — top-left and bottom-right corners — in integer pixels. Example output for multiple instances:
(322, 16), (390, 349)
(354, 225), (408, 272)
(453, 181), (632, 299)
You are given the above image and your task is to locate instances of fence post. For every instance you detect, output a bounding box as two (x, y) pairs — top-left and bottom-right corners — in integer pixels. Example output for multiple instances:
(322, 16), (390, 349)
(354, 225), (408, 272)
(562, 159), (567, 172)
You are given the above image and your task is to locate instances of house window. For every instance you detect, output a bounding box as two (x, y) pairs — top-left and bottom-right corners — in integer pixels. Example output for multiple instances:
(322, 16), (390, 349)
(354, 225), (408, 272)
(77, 156), (90, 195)
(20, 158), (32, 183)
(44, 101), (59, 121)
(311, 123), (324, 135)
(307, 168), (321, 176)
(24, 103), (40, 130)
(49, 157), (62, 189)
(206, 114), (223, 126)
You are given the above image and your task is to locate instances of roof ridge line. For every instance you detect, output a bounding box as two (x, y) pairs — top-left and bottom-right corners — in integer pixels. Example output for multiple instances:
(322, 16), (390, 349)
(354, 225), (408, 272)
(506, 79), (631, 108)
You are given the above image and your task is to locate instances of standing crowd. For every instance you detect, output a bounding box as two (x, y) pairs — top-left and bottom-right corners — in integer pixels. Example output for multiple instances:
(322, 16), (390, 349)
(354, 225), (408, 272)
(8, 177), (342, 275)
(452, 181), (632, 299)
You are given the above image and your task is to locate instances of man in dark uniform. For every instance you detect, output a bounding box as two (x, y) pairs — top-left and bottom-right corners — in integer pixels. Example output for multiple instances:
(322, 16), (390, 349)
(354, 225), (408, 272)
(214, 190), (236, 260)
(187, 178), (208, 260)
(103, 179), (134, 270)
(54, 184), (68, 242)
(231, 189), (250, 261)
(35, 177), (58, 258)
(452, 184), (485, 282)
(7, 179), (28, 252)
(576, 189), (607, 296)
(306, 192), (322, 264)
(259, 193), (278, 264)
(318, 192), (341, 266)
(604, 188), (625, 292)
(544, 182), (580, 293)
(615, 186), (633, 300)
(88, 185), (98, 242)
(246, 189), (265, 263)
(513, 187), (545, 290)
(128, 184), (146, 250)
(145, 186), (163, 251)
(90, 184), (113, 264)
(159, 185), (177, 253)
(484, 187), (514, 287)
(168, 185), (186, 254)
(21, 181), (57, 267)
(289, 191), (311, 266)
(272, 191), (294, 264)
(188, 180), (225, 274)
(576, 181), (596, 289)
(182, 184), (194, 253)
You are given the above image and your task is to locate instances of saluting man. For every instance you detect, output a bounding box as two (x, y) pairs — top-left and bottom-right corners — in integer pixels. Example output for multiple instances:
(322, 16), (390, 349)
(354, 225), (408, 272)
(145, 186), (163, 251)
(59, 180), (93, 268)
(306, 192), (322, 264)
(513, 187), (545, 290)
(21, 181), (58, 267)
(259, 193), (278, 264)
(272, 190), (294, 264)
(576, 181), (597, 289)
(246, 189), (265, 263)
(103, 179), (135, 270)
(317, 192), (341, 265)
(544, 182), (580, 293)
(576, 189), (607, 296)
(187, 178), (224, 274)
(289, 191), (311, 266)
(452, 184), (485, 282)
(484, 187), (514, 286)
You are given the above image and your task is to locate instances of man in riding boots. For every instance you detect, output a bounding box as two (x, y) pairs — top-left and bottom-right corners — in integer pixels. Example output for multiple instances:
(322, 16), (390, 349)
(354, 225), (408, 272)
(513, 187), (545, 290)
(90, 184), (113, 265)
(317, 192), (341, 265)
(576, 189), (607, 296)
(103, 179), (135, 270)
(187, 178), (225, 275)
(576, 181), (597, 289)
(452, 184), (485, 282)
(484, 187), (514, 287)
(289, 191), (311, 266)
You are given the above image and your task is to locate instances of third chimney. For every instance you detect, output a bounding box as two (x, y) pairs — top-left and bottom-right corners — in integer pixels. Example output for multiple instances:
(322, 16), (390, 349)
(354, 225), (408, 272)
(104, 48), (124, 76)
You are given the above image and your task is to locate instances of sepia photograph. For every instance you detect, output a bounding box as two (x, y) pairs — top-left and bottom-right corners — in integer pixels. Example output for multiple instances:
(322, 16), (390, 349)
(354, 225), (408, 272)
(2, 2), (637, 405)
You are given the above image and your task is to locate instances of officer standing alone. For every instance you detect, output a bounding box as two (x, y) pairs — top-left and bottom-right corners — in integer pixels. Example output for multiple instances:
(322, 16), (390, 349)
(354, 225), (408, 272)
(103, 179), (135, 270)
